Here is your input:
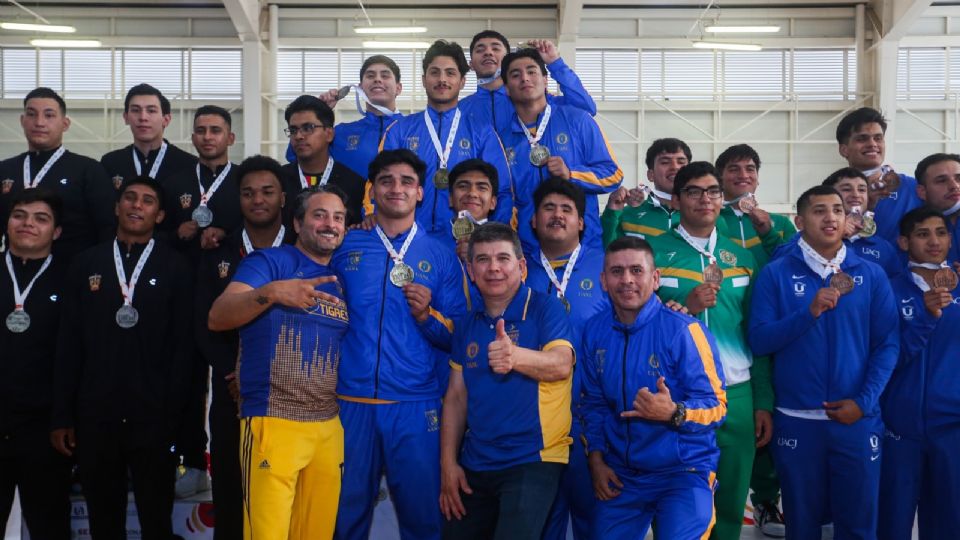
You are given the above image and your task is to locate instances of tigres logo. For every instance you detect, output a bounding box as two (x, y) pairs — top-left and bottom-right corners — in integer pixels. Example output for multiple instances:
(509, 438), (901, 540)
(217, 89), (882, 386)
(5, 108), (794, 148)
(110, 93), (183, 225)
(217, 260), (230, 279)
(88, 273), (102, 292)
(179, 193), (193, 209)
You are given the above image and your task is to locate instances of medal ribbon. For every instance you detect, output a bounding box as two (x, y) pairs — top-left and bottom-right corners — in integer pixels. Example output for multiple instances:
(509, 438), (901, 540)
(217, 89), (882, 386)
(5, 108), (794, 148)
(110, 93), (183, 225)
(942, 199), (960, 217)
(22, 146), (66, 189)
(476, 69), (502, 86)
(132, 142), (168, 179)
(349, 86), (401, 117)
(539, 244), (581, 299)
(646, 186), (673, 209)
(908, 261), (949, 292)
(298, 157), (335, 190)
(676, 225), (718, 265)
(424, 109), (461, 170)
(196, 162), (232, 206)
(375, 222), (418, 265)
(798, 237), (847, 279)
(5, 252), (52, 311)
(517, 104), (552, 150)
(112, 238), (155, 306)
(242, 226), (286, 254)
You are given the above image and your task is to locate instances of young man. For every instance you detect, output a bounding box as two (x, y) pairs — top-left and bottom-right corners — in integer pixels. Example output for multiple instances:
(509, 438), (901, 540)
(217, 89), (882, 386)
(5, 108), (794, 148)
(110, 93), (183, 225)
(523, 179), (608, 540)
(459, 31), (596, 133)
(283, 95), (365, 225)
(208, 185), (348, 540)
(331, 149), (467, 540)
(195, 155), (292, 540)
(880, 207), (960, 540)
(498, 48), (622, 257)
(380, 40), (512, 233)
(647, 161), (771, 540)
(52, 176), (194, 540)
(602, 138), (689, 246)
(100, 83), (196, 187)
(749, 185), (899, 540)
(914, 153), (960, 265)
(429, 158), (498, 259)
(0, 190), (69, 539)
(581, 236), (726, 539)
(836, 107), (921, 244)
(0, 87), (115, 261)
(163, 105), (242, 262)
(440, 222), (574, 539)
(715, 144), (796, 268)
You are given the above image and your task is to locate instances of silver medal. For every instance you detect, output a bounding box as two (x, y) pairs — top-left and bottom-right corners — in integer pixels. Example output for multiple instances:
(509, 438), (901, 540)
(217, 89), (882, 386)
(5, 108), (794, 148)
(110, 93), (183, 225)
(5, 310), (30, 333)
(192, 205), (214, 228)
(389, 262), (415, 287)
(116, 304), (140, 329)
(529, 144), (551, 167)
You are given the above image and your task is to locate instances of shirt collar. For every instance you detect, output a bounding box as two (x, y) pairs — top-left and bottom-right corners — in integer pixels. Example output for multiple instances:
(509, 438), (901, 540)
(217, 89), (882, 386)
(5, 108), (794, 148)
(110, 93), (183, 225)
(478, 283), (532, 322)
(613, 294), (662, 334)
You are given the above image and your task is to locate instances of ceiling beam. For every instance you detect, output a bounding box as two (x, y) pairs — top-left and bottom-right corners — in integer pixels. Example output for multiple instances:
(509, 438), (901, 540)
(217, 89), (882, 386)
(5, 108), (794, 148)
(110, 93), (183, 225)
(222, 0), (261, 42)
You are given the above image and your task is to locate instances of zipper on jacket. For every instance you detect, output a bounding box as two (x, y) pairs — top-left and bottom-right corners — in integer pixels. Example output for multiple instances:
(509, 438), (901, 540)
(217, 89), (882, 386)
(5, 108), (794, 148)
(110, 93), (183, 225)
(490, 91), (497, 132)
(374, 254), (390, 398)
(432, 110), (443, 231)
(620, 329), (633, 470)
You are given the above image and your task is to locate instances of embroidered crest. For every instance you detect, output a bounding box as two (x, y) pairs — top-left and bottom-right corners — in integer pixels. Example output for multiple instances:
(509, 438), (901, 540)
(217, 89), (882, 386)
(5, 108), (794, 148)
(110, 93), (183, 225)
(1, 179), (13, 194)
(719, 249), (737, 266)
(418, 260), (432, 273)
(112, 175), (124, 190)
(179, 193), (193, 209)
(88, 273), (102, 292)
(458, 138), (471, 150)
(217, 260), (231, 279)
(466, 342), (479, 359)
(580, 278), (593, 291)
(556, 132), (569, 144)
(347, 135), (360, 150)
(406, 136), (420, 152)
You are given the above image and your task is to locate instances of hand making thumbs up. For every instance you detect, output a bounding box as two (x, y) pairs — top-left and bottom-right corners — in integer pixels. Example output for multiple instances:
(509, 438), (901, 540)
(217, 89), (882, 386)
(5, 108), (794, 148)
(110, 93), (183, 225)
(488, 319), (515, 374)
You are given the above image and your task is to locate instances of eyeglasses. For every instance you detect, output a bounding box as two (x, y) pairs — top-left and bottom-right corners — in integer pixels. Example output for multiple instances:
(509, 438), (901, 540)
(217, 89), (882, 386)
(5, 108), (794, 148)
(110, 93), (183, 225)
(284, 123), (328, 137)
(680, 186), (724, 200)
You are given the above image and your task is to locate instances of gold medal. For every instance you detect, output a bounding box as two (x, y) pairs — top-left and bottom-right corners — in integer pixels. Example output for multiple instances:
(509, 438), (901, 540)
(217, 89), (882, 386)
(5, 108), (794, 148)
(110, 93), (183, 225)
(452, 217), (475, 241)
(934, 267), (959, 290)
(433, 168), (449, 190)
(529, 144), (551, 167)
(703, 263), (724, 285)
(389, 262), (415, 287)
(737, 193), (758, 214)
(830, 271), (855, 295)
(860, 213), (877, 237)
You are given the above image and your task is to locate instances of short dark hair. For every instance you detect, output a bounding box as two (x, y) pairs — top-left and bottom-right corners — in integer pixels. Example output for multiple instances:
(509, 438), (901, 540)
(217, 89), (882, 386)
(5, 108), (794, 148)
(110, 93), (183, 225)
(422, 40), (469, 77)
(469, 30), (510, 54)
(24, 87), (66, 115)
(533, 177), (586, 219)
(645, 138), (691, 170)
(836, 107), (887, 144)
(467, 222), (522, 262)
(284, 95), (335, 126)
(368, 149), (427, 186)
(234, 155), (284, 189)
(124, 83), (171, 115)
(822, 167), (867, 187)
(449, 158), (499, 195)
(194, 105), (232, 127)
(899, 206), (948, 237)
(672, 161), (719, 196)
(500, 48), (547, 86)
(605, 236), (654, 264)
(361, 55), (401, 83)
(118, 175), (165, 210)
(9, 188), (63, 227)
(914, 153), (960, 186)
(293, 184), (349, 224)
(796, 185), (842, 215)
(715, 144), (761, 173)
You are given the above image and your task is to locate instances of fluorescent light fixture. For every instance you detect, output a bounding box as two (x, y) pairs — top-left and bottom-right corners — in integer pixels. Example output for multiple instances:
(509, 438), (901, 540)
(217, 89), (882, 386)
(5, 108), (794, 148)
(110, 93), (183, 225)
(354, 26), (427, 34)
(362, 40), (430, 49)
(1, 21), (76, 33)
(30, 38), (101, 48)
(705, 25), (780, 33)
(692, 40), (762, 51)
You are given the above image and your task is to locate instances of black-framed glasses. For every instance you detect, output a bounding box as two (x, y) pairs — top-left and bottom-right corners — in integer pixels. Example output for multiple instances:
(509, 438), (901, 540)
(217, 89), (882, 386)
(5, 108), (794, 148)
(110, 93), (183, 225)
(284, 123), (328, 137)
(680, 186), (724, 200)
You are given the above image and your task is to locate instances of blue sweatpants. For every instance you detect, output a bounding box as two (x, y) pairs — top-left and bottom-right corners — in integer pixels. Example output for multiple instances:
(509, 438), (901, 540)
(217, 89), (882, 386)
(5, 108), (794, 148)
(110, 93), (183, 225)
(334, 399), (442, 540)
(592, 468), (716, 540)
(879, 424), (960, 540)
(542, 435), (594, 540)
(771, 412), (883, 540)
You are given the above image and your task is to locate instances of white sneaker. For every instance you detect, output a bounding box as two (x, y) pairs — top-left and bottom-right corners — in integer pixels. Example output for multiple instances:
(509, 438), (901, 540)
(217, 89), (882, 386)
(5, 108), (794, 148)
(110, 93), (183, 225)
(753, 501), (786, 538)
(175, 467), (210, 499)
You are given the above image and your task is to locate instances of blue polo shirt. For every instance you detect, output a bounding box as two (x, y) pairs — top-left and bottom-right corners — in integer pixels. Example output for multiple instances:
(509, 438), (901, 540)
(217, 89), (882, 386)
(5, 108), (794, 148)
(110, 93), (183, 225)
(451, 285), (575, 471)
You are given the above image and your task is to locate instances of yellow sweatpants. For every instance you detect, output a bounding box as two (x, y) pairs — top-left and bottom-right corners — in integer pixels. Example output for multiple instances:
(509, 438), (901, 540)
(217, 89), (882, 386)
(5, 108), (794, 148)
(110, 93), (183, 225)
(240, 415), (344, 540)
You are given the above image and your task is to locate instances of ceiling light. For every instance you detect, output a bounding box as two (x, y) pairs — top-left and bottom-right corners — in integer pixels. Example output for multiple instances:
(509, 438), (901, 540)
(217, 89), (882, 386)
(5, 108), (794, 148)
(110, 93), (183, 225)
(692, 40), (762, 51)
(362, 40), (430, 49)
(30, 38), (101, 48)
(705, 25), (780, 33)
(1, 21), (76, 33)
(354, 26), (427, 34)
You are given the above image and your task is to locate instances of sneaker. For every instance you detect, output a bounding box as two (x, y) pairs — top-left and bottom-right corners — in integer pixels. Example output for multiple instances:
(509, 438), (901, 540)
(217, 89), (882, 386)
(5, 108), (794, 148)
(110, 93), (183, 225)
(753, 501), (786, 538)
(175, 466), (211, 499)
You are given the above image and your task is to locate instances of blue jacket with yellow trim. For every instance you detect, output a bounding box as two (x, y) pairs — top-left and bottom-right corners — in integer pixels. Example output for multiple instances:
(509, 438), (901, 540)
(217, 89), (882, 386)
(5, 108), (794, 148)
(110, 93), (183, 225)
(331, 225), (466, 401)
(460, 57), (597, 133)
(498, 104), (623, 256)
(378, 106), (512, 233)
(427, 225), (482, 313)
(285, 111), (403, 180)
(580, 295), (727, 474)
(881, 273), (960, 438)
(748, 244), (899, 416)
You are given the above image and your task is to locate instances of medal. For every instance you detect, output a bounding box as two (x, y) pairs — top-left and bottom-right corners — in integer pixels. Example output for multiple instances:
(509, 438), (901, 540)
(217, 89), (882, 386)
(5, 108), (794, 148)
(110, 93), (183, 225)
(298, 157), (335, 190)
(192, 205), (214, 228)
(529, 144), (551, 167)
(847, 207), (864, 229)
(433, 168), (449, 190)
(23, 146), (66, 189)
(736, 193), (757, 214)
(452, 215), (476, 241)
(881, 167), (900, 191)
(830, 271), (855, 295)
(336, 85), (351, 100)
(423, 108), (461, 192)
(934, 267), (959, 290)
(539, 245), (582, 312)
(518, 105), (553, 168)
(132, 141), (168, 179)
(676, 225), (723, 285)
(703, 262), (724, 285)
(115, 304), (140, 329)
(861, 212), (877, 237)
(798, 237), (852, 293)
(390, 262), (415, 287)
(4, 252), (52, 334)
(352, 85), (401, 116)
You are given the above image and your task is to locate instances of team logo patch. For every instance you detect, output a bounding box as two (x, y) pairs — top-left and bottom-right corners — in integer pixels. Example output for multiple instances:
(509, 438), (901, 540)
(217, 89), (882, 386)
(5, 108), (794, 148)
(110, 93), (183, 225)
(580, 278), (593, 291)
(901, 303), (914, 320)
(793, 282), (806, 297)
(425, 409), (440, 432)
(88, 273), (102, 292)
(466, 342), (479, 359)
(406, 136), (420, 152)
(112, 175), (124, 190)
(418, 260), (432, 273)
(347, 135), (360, 150)
(458, 138), (471, 150)
(179, 193), (193, 209)
(217, 260), (230, 279)
(1, 178), (13, 194)
(505, 148), (516, 164)
(556, 132), (569, 145)
(719, 249), (737, 266)
(648, 353), (659, 369)
(348, 250), (362, 266)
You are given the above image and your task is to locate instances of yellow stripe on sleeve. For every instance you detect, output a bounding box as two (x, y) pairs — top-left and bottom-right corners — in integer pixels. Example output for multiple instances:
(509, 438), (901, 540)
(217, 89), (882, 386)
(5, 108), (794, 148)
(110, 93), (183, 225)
(684, 323), (728, 426)
(429, 307), (454, 333)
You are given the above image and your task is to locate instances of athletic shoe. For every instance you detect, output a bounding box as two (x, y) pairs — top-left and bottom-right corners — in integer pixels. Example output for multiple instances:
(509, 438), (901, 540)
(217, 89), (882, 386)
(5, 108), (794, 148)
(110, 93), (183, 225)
(753, 501), (786, 538)
(175, 466), (211, 499)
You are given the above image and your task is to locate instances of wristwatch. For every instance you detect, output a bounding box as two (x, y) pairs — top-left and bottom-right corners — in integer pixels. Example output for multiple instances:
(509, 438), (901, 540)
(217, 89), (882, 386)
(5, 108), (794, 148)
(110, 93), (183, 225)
(670, 402), (687, 428)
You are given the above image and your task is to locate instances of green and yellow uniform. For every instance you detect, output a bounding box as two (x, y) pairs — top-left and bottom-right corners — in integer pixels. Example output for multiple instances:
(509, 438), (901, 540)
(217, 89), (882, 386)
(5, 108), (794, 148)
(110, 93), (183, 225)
(601, 196), (678, 247)
(717, 204), (796, 268)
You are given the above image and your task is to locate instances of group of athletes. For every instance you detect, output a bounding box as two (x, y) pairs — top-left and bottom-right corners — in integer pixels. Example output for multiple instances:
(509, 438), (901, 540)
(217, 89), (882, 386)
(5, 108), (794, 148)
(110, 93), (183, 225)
(0, 28), (956, 540)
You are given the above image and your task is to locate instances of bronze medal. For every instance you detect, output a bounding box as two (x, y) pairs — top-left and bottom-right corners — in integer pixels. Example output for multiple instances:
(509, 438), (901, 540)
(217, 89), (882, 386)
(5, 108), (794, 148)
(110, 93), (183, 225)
(389, 262), (415, 287)
(703, 263), (724, 285)
(737, 194), (757, 214)
(881, 169), (901, 191)
(452, 217), (475, 241)
(529, 144), (551, 167)
(433, 168), (449, 190)
(933, 267), (959, 290)
(830, 271), (855, 295)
